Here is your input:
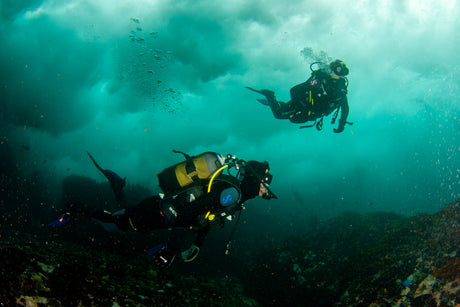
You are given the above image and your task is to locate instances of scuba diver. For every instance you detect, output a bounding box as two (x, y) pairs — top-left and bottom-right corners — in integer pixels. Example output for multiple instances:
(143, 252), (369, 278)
(49, 151), (276, 268)
(247, 59), (352, 133)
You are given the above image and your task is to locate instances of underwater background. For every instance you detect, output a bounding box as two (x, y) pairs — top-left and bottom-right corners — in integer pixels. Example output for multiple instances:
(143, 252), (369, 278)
(1, 0), (459, 306)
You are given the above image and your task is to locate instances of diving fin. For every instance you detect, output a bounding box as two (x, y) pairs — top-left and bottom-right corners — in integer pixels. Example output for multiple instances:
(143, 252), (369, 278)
(86, 151), (105, 174)
(47, 212), (71, 227)
(246, 87), (275, 105)
(246, 87), (275, 97)
(87, 151), (126, 192)
(257, 98), (269, 106)
(146, 242), (168, 256)
(245, 86), (263, 94)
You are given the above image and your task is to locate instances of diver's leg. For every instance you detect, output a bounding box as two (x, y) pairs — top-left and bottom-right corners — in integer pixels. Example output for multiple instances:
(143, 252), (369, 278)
(112, 188), (126, 207)
(111, 196), (167, 233)
(259, 90), (294, 120)
(103, 170), (127, 206)
(67, 196), (166, 233)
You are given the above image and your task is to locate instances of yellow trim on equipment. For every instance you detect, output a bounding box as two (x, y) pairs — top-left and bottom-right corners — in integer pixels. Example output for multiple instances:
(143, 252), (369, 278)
(175, 163), (194, 187)
(204, 211), (215, 221)
(207, 164), (228, 193)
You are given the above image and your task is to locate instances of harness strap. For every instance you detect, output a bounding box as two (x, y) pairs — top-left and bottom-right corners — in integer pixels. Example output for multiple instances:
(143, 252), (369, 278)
(331, 107), (340, 124)
(224, 208), (243, 255)
(173, 150), (198, 180)
(299, 120), (317, 129)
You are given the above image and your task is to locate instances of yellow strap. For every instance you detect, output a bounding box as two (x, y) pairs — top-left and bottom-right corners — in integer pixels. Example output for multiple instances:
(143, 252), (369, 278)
(207, 164), (228, 193)
(205, 164), (230, 222)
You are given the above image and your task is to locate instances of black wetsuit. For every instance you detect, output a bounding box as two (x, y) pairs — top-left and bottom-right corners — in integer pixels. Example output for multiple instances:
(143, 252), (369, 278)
(269, 70), (349, 130)
(91, 177), (247, 249)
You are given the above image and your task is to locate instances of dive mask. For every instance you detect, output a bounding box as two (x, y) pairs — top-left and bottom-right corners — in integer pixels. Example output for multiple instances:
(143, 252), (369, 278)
(261, 172), (276, 200)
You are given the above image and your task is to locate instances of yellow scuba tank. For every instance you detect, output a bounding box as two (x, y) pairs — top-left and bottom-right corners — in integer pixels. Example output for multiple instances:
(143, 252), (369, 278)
(157, 151), (225, 197)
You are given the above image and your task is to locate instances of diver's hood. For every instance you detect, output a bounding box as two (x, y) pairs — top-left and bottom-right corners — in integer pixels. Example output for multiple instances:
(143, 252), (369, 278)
(240, 161), (277, 201)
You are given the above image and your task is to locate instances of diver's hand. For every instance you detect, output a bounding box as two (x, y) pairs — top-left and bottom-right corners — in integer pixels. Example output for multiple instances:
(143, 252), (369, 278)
(181, 244), (200, 262)
(333, 126), (344, 133)
(334, 119), (346, 133)
(153, 246), (176, 268)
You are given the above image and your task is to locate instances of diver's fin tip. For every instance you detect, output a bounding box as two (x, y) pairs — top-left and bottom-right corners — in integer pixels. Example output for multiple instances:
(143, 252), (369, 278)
(256, 98), (270, 106)
(245, 86), (262, 94)
(47, 213), (71, 227)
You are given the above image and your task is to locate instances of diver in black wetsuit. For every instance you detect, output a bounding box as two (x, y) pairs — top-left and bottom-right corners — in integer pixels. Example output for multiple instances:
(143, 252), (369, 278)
(52, 153), (276, 268)
(248, 59), (351, 133)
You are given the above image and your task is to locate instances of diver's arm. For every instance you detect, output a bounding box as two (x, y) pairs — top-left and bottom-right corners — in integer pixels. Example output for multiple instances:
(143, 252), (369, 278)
(179, 225), (210, 263)
(334, 96), (349, 133)
(194, 224), (210, 247)
(339, 96), (349, 123)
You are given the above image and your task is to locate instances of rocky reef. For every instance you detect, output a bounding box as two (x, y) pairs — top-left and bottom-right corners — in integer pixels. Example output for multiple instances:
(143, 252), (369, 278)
(1, 199), (459, 306)
(0, 231), (257, 306)
(241, 200), (460, 306)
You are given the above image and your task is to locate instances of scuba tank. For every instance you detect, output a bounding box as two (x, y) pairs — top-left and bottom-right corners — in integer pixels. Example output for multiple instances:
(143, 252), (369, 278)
(157, 150), (225, 197)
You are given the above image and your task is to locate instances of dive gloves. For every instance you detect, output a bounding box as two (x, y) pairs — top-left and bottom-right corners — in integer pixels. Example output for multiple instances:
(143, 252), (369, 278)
(152, 244), (200, 268)
(333, 119), (348, 133)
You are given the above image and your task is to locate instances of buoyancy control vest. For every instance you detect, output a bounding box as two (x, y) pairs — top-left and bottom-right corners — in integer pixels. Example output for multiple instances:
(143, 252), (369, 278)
(197, 174), (243, 225)
(157, 151), (243, 228)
